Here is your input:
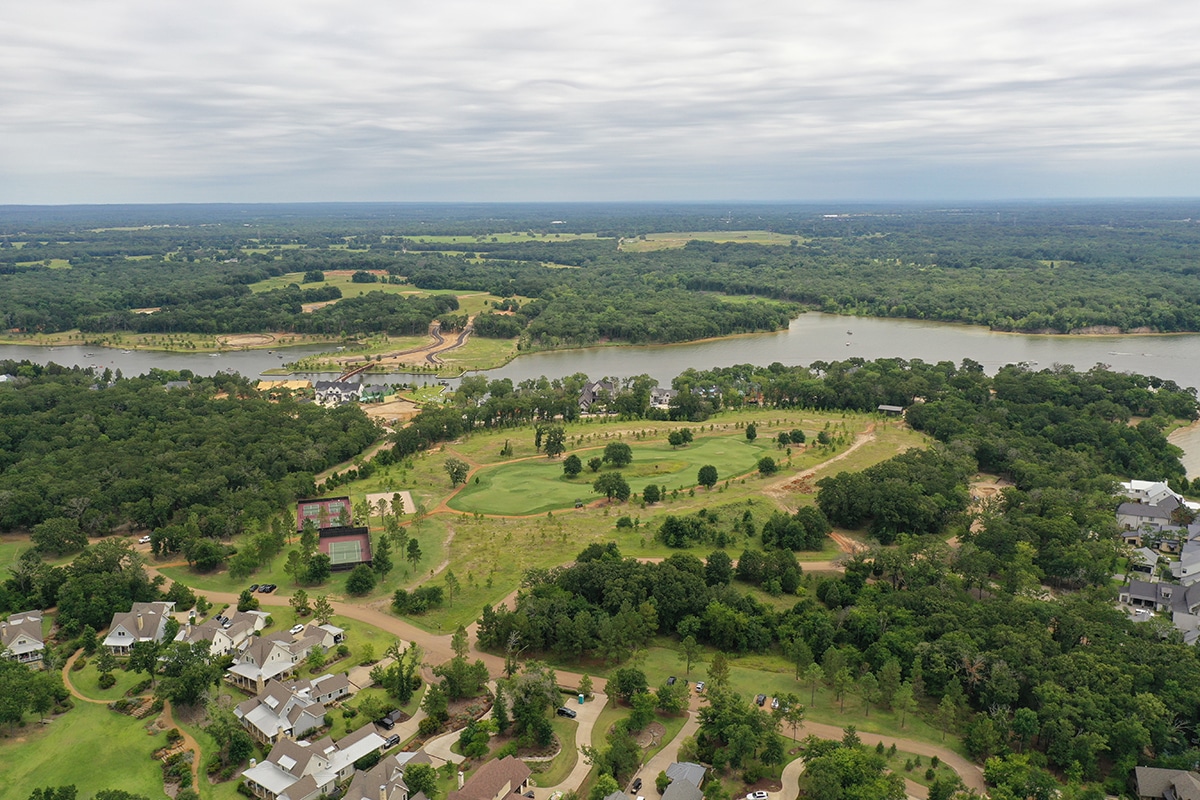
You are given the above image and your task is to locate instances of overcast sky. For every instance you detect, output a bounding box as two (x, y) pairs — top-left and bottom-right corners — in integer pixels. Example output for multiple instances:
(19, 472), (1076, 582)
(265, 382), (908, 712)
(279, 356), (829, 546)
(3, 0), (1198, 203)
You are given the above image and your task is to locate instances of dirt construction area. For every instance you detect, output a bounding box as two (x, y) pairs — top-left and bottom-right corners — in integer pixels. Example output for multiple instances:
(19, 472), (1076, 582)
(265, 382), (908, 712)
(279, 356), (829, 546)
(361, 398), (421, 426)
(217, 333), (278, 347)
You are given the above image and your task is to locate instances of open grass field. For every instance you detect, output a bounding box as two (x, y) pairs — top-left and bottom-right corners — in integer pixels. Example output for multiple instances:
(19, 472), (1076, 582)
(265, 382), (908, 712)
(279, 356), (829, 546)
(448, 435), (777, 515)
(405, 232), (606, 245)
(0, 535), (31, 574)
(0, 701), (170, 800)
(621, 231), (803, 252)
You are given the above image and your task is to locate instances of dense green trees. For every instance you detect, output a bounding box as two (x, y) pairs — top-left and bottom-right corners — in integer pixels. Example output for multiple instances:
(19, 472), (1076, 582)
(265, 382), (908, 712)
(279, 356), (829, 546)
(0, 366), (378, 539)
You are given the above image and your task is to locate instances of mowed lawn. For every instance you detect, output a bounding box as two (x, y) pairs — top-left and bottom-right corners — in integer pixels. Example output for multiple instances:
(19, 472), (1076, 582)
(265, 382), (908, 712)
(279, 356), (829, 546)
(447, 435), (775, 515)
(0, 702), (169, 800)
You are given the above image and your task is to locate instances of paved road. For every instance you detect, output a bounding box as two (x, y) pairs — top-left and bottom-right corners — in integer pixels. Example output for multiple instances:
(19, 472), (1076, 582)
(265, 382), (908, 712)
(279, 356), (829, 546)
(535, 692), (608, 798)
(634, 705), (701, 794)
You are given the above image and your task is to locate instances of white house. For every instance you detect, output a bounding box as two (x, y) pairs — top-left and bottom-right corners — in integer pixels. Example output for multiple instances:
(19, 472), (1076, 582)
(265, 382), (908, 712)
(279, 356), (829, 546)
(1, 611), (45, 668)
(103, 601), (176, 655)
(242, 726), (386, 800)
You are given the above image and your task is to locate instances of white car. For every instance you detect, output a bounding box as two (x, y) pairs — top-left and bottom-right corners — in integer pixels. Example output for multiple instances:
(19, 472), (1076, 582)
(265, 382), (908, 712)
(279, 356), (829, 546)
(138, 535), (152, 544)
(747, 793), (769, 800)
(290, 624), (306, 635)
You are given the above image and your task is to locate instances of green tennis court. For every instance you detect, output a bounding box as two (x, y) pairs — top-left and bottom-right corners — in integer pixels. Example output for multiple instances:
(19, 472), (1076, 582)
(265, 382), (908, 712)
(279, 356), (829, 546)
(328, 540), (363, 566)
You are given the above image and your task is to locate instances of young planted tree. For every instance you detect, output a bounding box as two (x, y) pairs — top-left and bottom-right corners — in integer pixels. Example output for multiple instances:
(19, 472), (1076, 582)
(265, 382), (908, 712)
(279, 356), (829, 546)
(312, 595), (334, 625)
(290, 589), (311, 619)
(373, 533), (393, 579)
(406, 538), (423, 573)
(679, 635), (704, 675)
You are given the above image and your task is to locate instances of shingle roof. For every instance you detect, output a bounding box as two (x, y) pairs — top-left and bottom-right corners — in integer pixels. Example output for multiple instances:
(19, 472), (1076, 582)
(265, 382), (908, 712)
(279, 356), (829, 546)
(447, 756), (531, 800)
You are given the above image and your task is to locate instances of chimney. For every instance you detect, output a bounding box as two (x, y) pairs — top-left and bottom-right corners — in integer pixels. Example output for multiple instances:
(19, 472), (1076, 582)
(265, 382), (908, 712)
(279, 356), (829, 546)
(380, 785), (388, 800)
(458, 771), (464, 790)
(137, 612), (143, 632)
(250, 758), (257, 767)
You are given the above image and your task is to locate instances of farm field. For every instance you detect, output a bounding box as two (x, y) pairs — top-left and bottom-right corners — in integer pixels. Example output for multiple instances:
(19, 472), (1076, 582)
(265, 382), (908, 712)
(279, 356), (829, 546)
(621, 230), (803, 251)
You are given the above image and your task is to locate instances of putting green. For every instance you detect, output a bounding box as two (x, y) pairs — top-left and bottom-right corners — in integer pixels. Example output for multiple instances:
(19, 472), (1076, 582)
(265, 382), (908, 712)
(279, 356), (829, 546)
(447, 435), (775, 515)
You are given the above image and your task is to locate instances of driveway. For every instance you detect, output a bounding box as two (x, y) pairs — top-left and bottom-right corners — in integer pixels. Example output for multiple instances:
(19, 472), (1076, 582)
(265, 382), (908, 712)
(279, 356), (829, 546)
(534, 691), (608, 798)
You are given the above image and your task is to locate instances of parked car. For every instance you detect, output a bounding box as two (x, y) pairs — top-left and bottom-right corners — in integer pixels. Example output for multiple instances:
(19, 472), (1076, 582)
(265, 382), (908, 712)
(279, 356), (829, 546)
(632, 779), (643, 792)
(755, 693), (767, 706)
(290, 624), (305, 635)
(747, 792), (769, 800)
(667, 676), (677, 686)
(249, 584), (260, 592)
(556, 706), (578, 719)
(695, 681), (705, 693)
(259, 584), (277, 593)
(376, 716), (395, 730)
(771, 697), (780, 710)
(382, 734), (400, 748)
(138, 535), (152, 544)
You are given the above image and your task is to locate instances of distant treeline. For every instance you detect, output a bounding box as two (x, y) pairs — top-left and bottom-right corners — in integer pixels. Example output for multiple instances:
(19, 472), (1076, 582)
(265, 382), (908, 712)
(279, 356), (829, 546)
(5, 202), (1200, 339)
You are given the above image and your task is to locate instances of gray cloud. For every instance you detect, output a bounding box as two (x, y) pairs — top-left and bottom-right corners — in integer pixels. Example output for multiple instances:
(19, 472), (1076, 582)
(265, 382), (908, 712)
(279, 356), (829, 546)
(1, 0), (1197, 202)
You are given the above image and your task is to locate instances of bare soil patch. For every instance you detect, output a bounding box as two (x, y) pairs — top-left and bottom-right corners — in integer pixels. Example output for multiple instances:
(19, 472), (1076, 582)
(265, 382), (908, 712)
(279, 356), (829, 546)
(361, 399), (421, 425)
(217, 333), (277, 347)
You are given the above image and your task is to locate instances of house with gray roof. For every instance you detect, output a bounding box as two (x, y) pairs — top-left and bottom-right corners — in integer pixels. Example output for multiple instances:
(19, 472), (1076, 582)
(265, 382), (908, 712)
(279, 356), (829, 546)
(103, 601), (176, 655)
(342, 751), (433, 800)
(235, 679), (328, 745)
(176, 609), (269, 657)
(661, 762), (707, 800)
(228, 631), (321, 693)
(579, 379), (617, 413)
(1, 610), (45, 668)
(1134, 765), (1200, 799)
(242, 725), (386, 800)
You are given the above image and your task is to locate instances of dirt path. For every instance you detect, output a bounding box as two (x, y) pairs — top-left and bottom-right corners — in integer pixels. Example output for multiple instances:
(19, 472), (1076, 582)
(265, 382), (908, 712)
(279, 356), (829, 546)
(61, 649), (109, 705)
(62, 649), (202, 792)
(763, 425), (877, 509)
(161, 699), (203, 789)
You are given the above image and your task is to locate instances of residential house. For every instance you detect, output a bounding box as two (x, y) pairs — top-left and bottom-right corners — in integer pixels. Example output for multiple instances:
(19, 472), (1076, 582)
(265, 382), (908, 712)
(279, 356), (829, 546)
(242, 725), (386, 800)
(1, 610), (45, 668)
(103, 601), (177, 655)
(1123, 480), (1179, 507)
(1119, 580), (1200, 644)
(235, 679), (329, 745)
(661, 762), (707, 800)
(446, 756), (531, 800)
(176, 610), (269, 657)
(343, 752), (433, 800)
(297, 496), (353, 531)
(1133, 765), (1200, 799)
(1130, 547), (1161, 577)
(578, 380), (616, 413)
(649, 387), (677, 410)
(314, 381), (362, 407)
(359, 384), (392, 402)
(228, 631), (325, 693)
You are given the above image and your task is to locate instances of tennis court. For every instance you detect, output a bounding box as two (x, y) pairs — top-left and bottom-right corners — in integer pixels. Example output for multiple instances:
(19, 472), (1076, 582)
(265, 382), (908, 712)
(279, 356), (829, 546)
(328, 540), (363, 566)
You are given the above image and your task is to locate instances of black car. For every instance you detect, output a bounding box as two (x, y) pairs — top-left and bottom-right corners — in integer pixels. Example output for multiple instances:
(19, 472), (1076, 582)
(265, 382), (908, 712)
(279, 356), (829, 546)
(377, 716), (395, 730)
(249, 584), (260, 592)
(667, 676), (677, 686)
(755, 693), (767, 706)
(259, 584), (277, 593)
(382, 734), (400, 748)
(556, 706), (578, 719)
(632, 779), (643, 792)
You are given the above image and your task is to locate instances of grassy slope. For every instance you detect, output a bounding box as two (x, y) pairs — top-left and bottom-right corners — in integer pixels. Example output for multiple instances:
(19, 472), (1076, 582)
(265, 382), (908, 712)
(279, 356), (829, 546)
(0, 702), (169, 800)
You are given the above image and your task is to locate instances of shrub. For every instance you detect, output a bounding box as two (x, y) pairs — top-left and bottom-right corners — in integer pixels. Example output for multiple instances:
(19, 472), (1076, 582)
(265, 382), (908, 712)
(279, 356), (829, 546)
(925, 768), (936, 781)
(72, 657), (87, 671)
(616, 516), (634, 529)
(167, 728), (183, 743)
(98, 673), (117, 689)
(418, 716), (441, 736)
(495, 741), (518, 759)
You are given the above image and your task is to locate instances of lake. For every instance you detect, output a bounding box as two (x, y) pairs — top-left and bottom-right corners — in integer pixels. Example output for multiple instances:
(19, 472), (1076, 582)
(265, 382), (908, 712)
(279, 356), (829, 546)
(3, 313), (1198, 389)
